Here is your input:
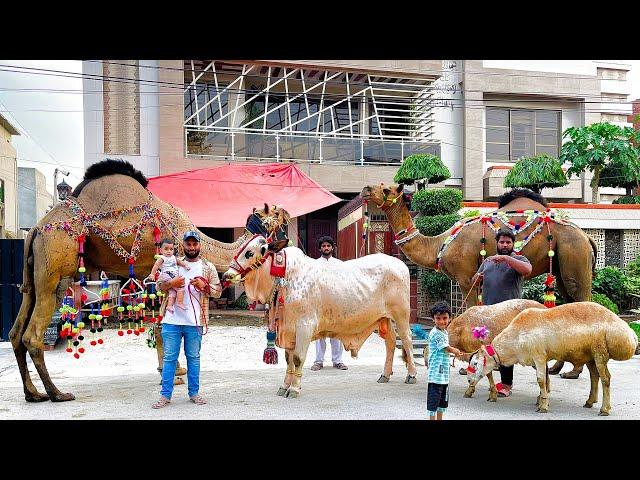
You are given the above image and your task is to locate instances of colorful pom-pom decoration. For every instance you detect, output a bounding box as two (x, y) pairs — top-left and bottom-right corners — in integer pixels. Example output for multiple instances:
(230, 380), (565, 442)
(472, 325), (490, 340)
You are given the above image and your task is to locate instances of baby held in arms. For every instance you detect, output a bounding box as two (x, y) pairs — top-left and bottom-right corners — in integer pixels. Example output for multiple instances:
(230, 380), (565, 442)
(146, 238), (190, 313)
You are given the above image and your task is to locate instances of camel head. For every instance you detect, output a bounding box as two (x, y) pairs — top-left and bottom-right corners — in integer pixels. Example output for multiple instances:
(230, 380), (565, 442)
(222, 234), (288, 285)
(361, 183), (408, 209)
(466, 345), (498, 387)
(250, 204), (291, 238)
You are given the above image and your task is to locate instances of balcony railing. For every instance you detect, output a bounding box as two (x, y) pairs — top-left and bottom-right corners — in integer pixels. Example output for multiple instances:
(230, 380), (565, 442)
(185, 127), (440, 166)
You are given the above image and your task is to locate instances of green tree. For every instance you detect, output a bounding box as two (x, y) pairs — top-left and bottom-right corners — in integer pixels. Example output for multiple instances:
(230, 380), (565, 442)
(503, 154), (569, 194)
(559, 122), (640, 204)
(599, 153), (640, 196)
(394, 154), (451, 189)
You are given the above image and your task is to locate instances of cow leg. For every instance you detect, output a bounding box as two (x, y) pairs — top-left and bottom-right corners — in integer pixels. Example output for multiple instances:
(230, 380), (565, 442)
(594, 356), (611, 416)
(277, 350), (294, 396)
(548, 360), (564, 375)
(534, 359), (549, 413)
(487, 371), (498, 402)
(583, 360), (599, 408)
(284, 327), (313, 399)
(378, 319), (395, 383)
(390, 308), (417, 381)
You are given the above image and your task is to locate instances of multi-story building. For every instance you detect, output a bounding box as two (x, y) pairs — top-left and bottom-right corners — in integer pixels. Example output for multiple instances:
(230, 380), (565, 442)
(0, 112), (20, 238)
(82, 60), (635, 254)
(17, 167), (53, 231)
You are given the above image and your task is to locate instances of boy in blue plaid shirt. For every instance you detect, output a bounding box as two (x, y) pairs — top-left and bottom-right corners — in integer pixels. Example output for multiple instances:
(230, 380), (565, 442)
(427, 301), (464, 420)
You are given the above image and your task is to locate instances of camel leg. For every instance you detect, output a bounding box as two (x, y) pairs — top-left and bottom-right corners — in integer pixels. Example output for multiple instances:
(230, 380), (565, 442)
(534, 359), (549, 413)
(9, 289), (49, 402)
(284, 326), (313, 399)
(378, 319), (395, 383)
(583, 360), (599, 408)
(594, 357), (612, 416)
(277, 350), (294, 396)
(23, 273), (74, 402)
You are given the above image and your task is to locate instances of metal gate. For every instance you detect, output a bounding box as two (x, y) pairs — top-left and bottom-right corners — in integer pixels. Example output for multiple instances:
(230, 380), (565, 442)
(0, 239), (24, 341)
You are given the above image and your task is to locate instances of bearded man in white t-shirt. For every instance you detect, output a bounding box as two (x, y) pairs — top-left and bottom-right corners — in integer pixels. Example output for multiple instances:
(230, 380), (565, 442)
(310, 235), (348, 371)
(151, 230), (222, 409)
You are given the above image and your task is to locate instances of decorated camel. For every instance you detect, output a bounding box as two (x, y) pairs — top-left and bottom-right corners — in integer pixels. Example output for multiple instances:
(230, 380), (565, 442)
(9, 159), (287, 403)
(222, 235), (417, 398)
(361, 183), (597, 379)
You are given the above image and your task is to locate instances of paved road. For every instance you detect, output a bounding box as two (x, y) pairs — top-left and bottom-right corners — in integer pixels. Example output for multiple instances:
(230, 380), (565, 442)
(1, 350), (638, 420)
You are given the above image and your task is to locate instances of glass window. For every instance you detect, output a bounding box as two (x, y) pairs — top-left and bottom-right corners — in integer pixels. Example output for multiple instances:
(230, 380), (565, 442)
(485, 107), (561, 162)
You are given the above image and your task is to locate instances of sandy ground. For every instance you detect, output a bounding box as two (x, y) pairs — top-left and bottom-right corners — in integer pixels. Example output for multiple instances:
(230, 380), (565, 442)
(1, 321), (639, 420)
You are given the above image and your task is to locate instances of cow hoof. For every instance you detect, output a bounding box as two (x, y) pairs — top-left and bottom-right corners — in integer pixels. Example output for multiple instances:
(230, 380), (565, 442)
(463, 387), (474, 398)
(175, 367), (187, 377)
(536, 406), (548, 413)
(277, 387), (287, 396)
(50, 392), (76, 402)
(560, 371), (580, 380)
(377, 375), (390, 383)
(487, 395), (497, 403)
(404, 375), (417, 384)
(174, 377), (185, 386)
(584, 401), (594, 408)
(548, 365), (562, 375)
(284, 389), (299, 399)
(25, 392), (50, 403)
(598, 410), (610, 416)
(459, 368), (467, 375)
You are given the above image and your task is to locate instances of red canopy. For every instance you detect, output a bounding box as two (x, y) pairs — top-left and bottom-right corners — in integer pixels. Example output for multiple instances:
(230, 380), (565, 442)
(147, 163), (341, 228)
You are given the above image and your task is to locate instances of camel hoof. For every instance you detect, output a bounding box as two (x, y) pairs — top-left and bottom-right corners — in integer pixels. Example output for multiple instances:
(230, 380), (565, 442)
(284, 389), (299, 399)
(404, 374), (417, 384)
(560, 371), (580, 379)
(584, 401), (594, 408)
(50, 392), (75, 402)
(25, 392), (50, 403)
(377, 375), (390, 383)
(598, 410), (610, 416)
(174, 377), (185, 386)
(276, 387), (287, 396)
(175, 367), (187, 377)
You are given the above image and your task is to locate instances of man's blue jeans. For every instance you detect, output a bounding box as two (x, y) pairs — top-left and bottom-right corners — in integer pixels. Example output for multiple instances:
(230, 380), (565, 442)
(160, 323), (203, 399)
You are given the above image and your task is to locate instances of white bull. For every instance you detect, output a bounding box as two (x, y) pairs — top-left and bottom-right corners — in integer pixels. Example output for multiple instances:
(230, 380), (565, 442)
(222, 235), (417, 398)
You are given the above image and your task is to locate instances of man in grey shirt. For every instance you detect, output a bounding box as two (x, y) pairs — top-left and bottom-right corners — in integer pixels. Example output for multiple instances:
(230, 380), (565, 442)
(472, 228), (532, 397)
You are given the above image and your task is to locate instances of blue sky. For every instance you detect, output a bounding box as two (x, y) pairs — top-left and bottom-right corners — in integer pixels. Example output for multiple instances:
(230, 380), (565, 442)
(0, 60), (639, 196)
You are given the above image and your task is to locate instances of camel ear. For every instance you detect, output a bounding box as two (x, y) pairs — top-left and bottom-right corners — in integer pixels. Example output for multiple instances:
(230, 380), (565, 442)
(396, 183), (404, 193)
(268, 238), (289, 253)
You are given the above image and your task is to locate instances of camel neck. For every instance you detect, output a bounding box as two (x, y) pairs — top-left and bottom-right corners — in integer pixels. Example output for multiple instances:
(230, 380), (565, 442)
(382, 199), (443, 269)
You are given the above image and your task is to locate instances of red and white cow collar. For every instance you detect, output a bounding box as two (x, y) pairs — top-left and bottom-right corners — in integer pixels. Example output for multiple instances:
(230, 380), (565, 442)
(466, 344), (501, 374)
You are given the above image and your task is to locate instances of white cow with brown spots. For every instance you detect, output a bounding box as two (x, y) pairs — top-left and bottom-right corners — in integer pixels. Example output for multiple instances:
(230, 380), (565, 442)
(465, 302), (638, 415)
(222, 235), (417, 398)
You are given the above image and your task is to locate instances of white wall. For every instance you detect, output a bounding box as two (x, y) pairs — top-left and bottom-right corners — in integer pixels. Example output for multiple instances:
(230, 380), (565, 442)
(483, 60), (596, 76)
(83, 60), (160, 178)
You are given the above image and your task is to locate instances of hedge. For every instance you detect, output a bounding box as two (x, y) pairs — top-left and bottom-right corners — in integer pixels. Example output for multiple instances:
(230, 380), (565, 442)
(411, 188), (463, 216)
(592, 292), (619, 314)
(415, 214), (460, 237)
(394, 154), (451, 185)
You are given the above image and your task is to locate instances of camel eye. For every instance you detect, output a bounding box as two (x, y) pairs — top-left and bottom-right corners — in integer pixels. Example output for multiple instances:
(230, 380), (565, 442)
(245, 251), (254, 259)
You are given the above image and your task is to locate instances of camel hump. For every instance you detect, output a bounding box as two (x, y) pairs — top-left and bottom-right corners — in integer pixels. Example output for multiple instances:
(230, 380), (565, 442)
(72, 159), (148, 197)
(497, 188), (548, 210)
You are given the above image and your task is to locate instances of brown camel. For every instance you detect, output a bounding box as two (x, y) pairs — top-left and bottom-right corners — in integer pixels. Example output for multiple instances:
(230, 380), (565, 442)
(9, 159), (286, 403)
(361, 183), (597, 379)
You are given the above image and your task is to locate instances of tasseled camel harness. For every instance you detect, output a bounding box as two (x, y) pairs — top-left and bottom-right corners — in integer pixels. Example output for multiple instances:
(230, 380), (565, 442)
(372, 189), (579, 309)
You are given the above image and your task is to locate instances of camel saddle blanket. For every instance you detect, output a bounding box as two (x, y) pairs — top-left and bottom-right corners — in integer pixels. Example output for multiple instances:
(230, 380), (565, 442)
(270, 251), (287, 278)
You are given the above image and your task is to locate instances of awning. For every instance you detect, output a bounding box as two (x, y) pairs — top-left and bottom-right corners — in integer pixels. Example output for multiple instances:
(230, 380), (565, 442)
(147, 163), (341, 228)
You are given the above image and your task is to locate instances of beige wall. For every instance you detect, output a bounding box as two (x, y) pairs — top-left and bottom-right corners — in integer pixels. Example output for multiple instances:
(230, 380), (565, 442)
(0, 125), (18, 237)
(35, 169), (53, 222)
(253, 60), (442, 79)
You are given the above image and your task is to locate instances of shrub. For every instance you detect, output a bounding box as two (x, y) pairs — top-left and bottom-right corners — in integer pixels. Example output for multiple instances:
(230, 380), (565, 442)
(420, 269), (450, 301)
(462, 209), (481, 218)
(503, 154), (569, 193)
(411, 188), (463, 216)
(394, 154), (451, 185)
(592, 266), (629, 309)
(231, 292), (248, 310)
(415, 214), (460, 237)
(613, 195), (640, 204)
(629, 322), (640, 341)
(592, 292), (619, 314)
(522, 274), (565, 305)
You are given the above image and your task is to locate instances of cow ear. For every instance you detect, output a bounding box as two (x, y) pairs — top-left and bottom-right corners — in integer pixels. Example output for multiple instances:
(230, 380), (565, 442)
(268, 238), (289, 252)
(396, 183), (404, 193)
(264, 203), (269, 214)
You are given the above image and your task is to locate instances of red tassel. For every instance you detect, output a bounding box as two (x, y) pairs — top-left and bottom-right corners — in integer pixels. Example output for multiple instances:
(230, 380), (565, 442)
(263, 347), (278, 364)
